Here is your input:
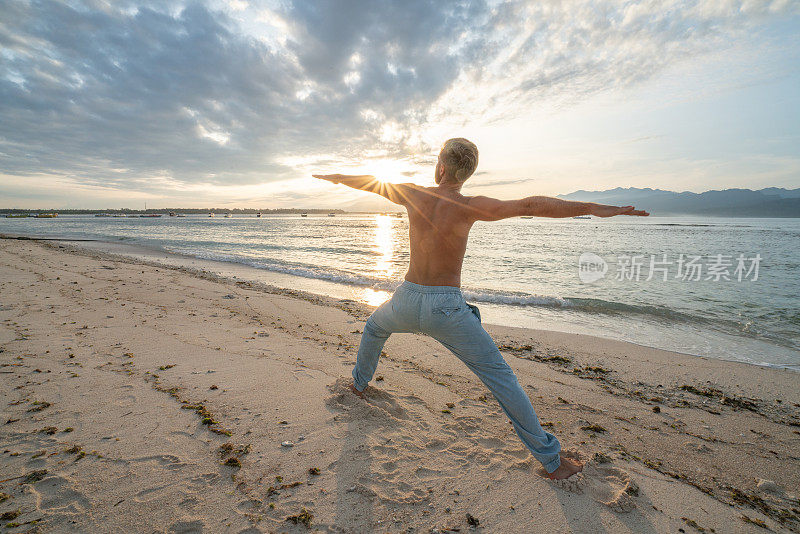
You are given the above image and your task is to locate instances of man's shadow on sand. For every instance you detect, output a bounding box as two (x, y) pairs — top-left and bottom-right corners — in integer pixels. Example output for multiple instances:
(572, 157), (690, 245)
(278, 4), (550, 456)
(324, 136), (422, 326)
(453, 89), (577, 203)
(333, 415), (376, 530)
(327, 379), (383, 531)
(552, 490), (659, 534)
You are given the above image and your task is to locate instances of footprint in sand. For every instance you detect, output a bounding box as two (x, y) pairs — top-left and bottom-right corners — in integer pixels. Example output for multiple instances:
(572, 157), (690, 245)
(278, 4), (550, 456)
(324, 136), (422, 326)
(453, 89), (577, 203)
(167, 519), (204, 534)
(31, 474), (91, 514)
(414, 466), (441, 480)
(548, 449), (639, 513)
(399, 392), (427, 407)
(325, 377), (409, 421)
(132, 483), (172, 503)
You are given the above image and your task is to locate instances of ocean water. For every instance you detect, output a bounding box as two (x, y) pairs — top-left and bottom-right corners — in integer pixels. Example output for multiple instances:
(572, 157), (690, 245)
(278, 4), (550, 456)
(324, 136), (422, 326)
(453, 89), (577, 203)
(2, 213), (798, 370)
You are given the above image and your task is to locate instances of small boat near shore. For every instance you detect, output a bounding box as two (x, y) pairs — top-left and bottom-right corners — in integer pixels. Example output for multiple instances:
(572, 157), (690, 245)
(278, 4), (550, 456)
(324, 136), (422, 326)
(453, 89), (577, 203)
(5, 213), (29, 218)
(36, 213), (58, 218)
(573, 215), (591, 220)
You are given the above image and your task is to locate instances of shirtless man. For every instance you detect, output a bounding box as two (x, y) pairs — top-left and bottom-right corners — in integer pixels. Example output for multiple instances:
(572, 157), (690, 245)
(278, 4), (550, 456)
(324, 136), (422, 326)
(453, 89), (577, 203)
(313, 137), (648, 480)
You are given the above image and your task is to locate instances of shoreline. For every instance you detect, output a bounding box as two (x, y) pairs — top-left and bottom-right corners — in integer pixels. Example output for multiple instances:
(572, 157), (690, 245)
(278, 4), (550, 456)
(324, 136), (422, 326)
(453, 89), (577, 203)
(1, 237), (799, 532)
(2, 232), (797, 373)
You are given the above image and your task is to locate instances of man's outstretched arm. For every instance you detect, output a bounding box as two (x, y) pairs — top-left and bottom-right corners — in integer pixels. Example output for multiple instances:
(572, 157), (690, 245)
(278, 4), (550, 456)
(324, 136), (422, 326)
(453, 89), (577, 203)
(313, 174), (415, 206)
(467, 195), (649, 221)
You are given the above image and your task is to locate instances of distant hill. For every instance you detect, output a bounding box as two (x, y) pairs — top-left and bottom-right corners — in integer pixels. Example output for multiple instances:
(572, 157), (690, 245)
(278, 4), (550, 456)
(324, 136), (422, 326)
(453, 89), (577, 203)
(339, 196), (403, 213)
(557, 187), (800, 217)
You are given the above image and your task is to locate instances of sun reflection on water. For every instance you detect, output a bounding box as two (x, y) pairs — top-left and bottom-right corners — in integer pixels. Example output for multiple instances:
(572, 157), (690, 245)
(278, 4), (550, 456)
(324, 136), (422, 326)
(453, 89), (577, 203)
(374, 214), (395, 278)
(356, 214), (396, 307)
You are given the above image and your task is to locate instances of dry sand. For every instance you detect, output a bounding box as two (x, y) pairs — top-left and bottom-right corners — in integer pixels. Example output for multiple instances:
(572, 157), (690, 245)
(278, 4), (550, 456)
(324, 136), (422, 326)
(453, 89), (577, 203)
(1, 237), (798, 533)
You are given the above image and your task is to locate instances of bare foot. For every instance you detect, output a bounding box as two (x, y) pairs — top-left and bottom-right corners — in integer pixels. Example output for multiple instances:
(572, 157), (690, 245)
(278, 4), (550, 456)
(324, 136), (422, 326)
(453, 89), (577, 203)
(349, 382), (365, 398)
(545, 455), (584, 480)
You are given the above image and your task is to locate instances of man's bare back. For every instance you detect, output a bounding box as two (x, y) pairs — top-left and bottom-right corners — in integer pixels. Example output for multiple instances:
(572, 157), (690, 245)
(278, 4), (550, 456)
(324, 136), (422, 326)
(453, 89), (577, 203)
(403, 186), (473, 287)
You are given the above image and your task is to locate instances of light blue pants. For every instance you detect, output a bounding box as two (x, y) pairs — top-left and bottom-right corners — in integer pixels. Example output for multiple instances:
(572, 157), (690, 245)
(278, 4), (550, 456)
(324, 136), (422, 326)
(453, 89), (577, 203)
(352, 280), (562, 473)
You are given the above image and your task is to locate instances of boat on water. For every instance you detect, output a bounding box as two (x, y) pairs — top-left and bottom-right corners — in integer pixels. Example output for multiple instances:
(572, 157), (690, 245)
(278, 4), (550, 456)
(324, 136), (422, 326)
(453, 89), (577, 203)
(140, 213), (162, 218)
(5, 213), (29, 218)
(327, 213), (336, 217)
(572, 215), (591, 220)
(169, 212), (176, 217)
(176, 214), (186, 218)
(224, 213), (231, 218)
(209, 212), (214, 217)
(301, 213), (308, 217)
(95, 213), (111, 217)
(256, 212), (262, 218)
(520, 216), (533, 219)
(36, 213), (58, 218)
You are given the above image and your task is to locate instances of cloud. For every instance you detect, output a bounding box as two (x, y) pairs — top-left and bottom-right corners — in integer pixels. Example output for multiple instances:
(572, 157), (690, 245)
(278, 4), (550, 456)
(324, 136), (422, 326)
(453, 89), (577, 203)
(0, 0), (796, 198)
(464, 176), (535, 189)
(423, 0), (799, 127)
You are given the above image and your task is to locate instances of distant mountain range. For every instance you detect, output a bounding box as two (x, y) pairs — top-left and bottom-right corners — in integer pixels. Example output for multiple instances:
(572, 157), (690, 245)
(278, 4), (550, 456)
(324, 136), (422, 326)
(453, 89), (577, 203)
(340, 195), (401, 213)
(557, 187), (800, 217)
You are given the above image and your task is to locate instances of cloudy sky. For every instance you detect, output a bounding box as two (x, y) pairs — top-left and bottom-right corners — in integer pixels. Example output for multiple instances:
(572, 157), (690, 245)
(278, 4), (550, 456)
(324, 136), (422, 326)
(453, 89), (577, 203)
(1, 0), (798, 209)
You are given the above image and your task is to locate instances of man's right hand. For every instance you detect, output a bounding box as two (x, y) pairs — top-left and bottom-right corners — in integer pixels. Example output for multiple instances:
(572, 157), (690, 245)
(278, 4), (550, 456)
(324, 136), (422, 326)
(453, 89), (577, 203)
(591, 205), (649, 217)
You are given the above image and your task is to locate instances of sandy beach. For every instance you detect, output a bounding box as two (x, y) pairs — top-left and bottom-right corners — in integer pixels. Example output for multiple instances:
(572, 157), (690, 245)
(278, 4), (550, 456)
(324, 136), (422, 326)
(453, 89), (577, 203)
(1, 237), (798, 533)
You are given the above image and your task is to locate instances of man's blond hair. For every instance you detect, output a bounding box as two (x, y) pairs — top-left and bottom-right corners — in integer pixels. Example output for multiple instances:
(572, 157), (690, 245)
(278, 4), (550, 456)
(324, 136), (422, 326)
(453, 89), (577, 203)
(439, 138), (479, 183)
